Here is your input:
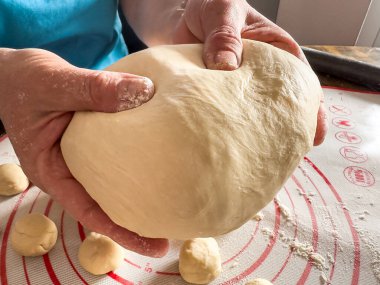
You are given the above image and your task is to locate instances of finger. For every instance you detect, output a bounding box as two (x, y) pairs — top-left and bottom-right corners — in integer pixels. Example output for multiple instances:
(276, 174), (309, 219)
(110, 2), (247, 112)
(243, 28), (307, 62)
(38, 67), (155, 113)
(39, 148), (169, 258)
(51, 177), (169, 257)
(61, 179), (169, 257)
(314, 102), (328, 146)
(192, 0), (247, 70)
(9, 49), (154, 113)
(242, 12), (307, 64)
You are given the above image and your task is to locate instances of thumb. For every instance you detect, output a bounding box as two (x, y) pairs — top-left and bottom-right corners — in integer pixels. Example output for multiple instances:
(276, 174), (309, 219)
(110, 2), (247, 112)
(40, 65), (154, 113)
(198, 1), (245, 70)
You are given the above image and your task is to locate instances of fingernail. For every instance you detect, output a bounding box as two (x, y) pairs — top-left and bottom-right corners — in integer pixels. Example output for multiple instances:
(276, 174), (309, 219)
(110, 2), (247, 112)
(209, 51), (238, 70)
(117, 77), (154, 110)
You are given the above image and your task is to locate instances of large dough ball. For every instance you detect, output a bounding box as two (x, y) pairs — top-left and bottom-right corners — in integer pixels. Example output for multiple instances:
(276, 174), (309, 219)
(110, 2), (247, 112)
(10, 213), (58, 256)
(0, 163), (29, 196)
(61, 40), (322, 239)
(179, 238), (222, 284)
(78, 232), (124, 275)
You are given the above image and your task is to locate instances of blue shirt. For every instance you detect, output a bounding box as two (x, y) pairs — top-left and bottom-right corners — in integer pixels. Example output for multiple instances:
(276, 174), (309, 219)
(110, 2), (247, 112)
(0, 0), (128, 69)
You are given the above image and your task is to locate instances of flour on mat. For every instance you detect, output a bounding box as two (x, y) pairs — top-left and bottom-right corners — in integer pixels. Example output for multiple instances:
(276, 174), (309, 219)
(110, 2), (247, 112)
(354, 224), (380, 282)
(261, 227), (274, 239)
(252, 211), (264, 221)
(274, 197), (294, 224)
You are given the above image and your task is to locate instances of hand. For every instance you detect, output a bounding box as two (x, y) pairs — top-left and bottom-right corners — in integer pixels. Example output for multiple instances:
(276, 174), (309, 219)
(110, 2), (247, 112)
(173, 0), (328, 145)
(0, 48), (169, 257)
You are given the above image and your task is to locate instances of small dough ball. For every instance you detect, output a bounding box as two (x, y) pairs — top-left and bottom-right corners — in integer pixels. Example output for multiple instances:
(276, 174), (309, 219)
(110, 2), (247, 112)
(179, 238), (222, 284)
(245, 278), (273, 285)
(10, 213), (58, 256)
(78, 232), (124, 275)
(0, 163), (29, 196)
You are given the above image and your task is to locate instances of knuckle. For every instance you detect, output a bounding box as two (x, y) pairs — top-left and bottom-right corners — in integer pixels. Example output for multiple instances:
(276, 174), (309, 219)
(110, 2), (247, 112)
(85, 71), (119, 112)
(212, 24), (238, 36)
(205, 0), (234, 9)
(208, 25), (242, 48)
(88, 71), (112, 96)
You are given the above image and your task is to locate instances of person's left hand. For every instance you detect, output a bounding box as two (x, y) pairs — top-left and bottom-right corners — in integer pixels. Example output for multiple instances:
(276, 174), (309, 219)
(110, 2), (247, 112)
(172, 0), (328, 145)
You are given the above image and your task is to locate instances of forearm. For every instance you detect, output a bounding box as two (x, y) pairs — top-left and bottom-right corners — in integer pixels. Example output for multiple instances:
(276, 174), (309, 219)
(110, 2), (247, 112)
(121, 0), (186, 46)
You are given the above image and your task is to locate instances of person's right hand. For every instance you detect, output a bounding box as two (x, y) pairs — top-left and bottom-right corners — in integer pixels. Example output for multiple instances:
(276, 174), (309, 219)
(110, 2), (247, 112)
(0, 48), (169, 257)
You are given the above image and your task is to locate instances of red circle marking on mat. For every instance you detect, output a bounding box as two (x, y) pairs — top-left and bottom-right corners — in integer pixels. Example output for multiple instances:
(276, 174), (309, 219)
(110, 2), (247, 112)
(124, 258), (142, 269)
(299, 165), (339, 281)
(304, 157), (360, 285)
(220, 203), (281, 285)
(107, 272), (134, 285)
(122, 204), (265, 276)
(291, 175), (319, 285)
(332, 117), (356, 129)
(271, 186), (298, 283)
(343, 166), (375, 187)
(222, 220), (261, 266)
(28, 191), (42, 213)
(21, 256), (31, 285)
(0, 187), (31, 285)
(61, 211), (89, 285)
(155, 271), (181, 276)
(42, 199), (61, 285)
(329, 105), (352, 116)
(78, 222), (86, 241)
(335, 131), (362, 144)
(339, 146), (368, 163)
(77, 223), (134, 285)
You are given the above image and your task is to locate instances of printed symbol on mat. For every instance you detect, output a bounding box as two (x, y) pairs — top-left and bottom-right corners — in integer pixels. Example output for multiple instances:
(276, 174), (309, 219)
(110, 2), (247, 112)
(343, 166), (375, 187)
(332, 117), (356, 129)
(329, 105), (352, 115)
(340, 146), (368, 163)
(335, 131), (362, 144)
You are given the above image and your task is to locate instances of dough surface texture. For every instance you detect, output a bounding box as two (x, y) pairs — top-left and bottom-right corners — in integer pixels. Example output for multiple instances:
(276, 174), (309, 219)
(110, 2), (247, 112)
(0, 163), (29, 196)
(179, 238), (221, 284)
(78, 232), (124, 275)
(61, 40), (322, 239)
(245, 278), (274, 285)
(10, 213), (58, 256)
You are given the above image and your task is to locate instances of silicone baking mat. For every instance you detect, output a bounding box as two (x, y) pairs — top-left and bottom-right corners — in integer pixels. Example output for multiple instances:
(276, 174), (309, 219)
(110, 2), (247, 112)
(1, 86), (379, 285)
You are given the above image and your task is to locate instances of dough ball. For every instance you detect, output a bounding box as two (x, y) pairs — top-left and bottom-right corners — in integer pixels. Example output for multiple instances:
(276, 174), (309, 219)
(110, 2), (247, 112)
(78, 232), (124, 275)
(0, 163), (29, 196)
(61, 40), (322, 239)
(10, 213), (58, 256)
(245, 278), (273, 285)
(179, 238), (222, 284)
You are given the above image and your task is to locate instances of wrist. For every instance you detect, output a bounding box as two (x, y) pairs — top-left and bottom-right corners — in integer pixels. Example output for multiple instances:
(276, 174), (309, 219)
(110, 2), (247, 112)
(0, 48), (17, 119)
